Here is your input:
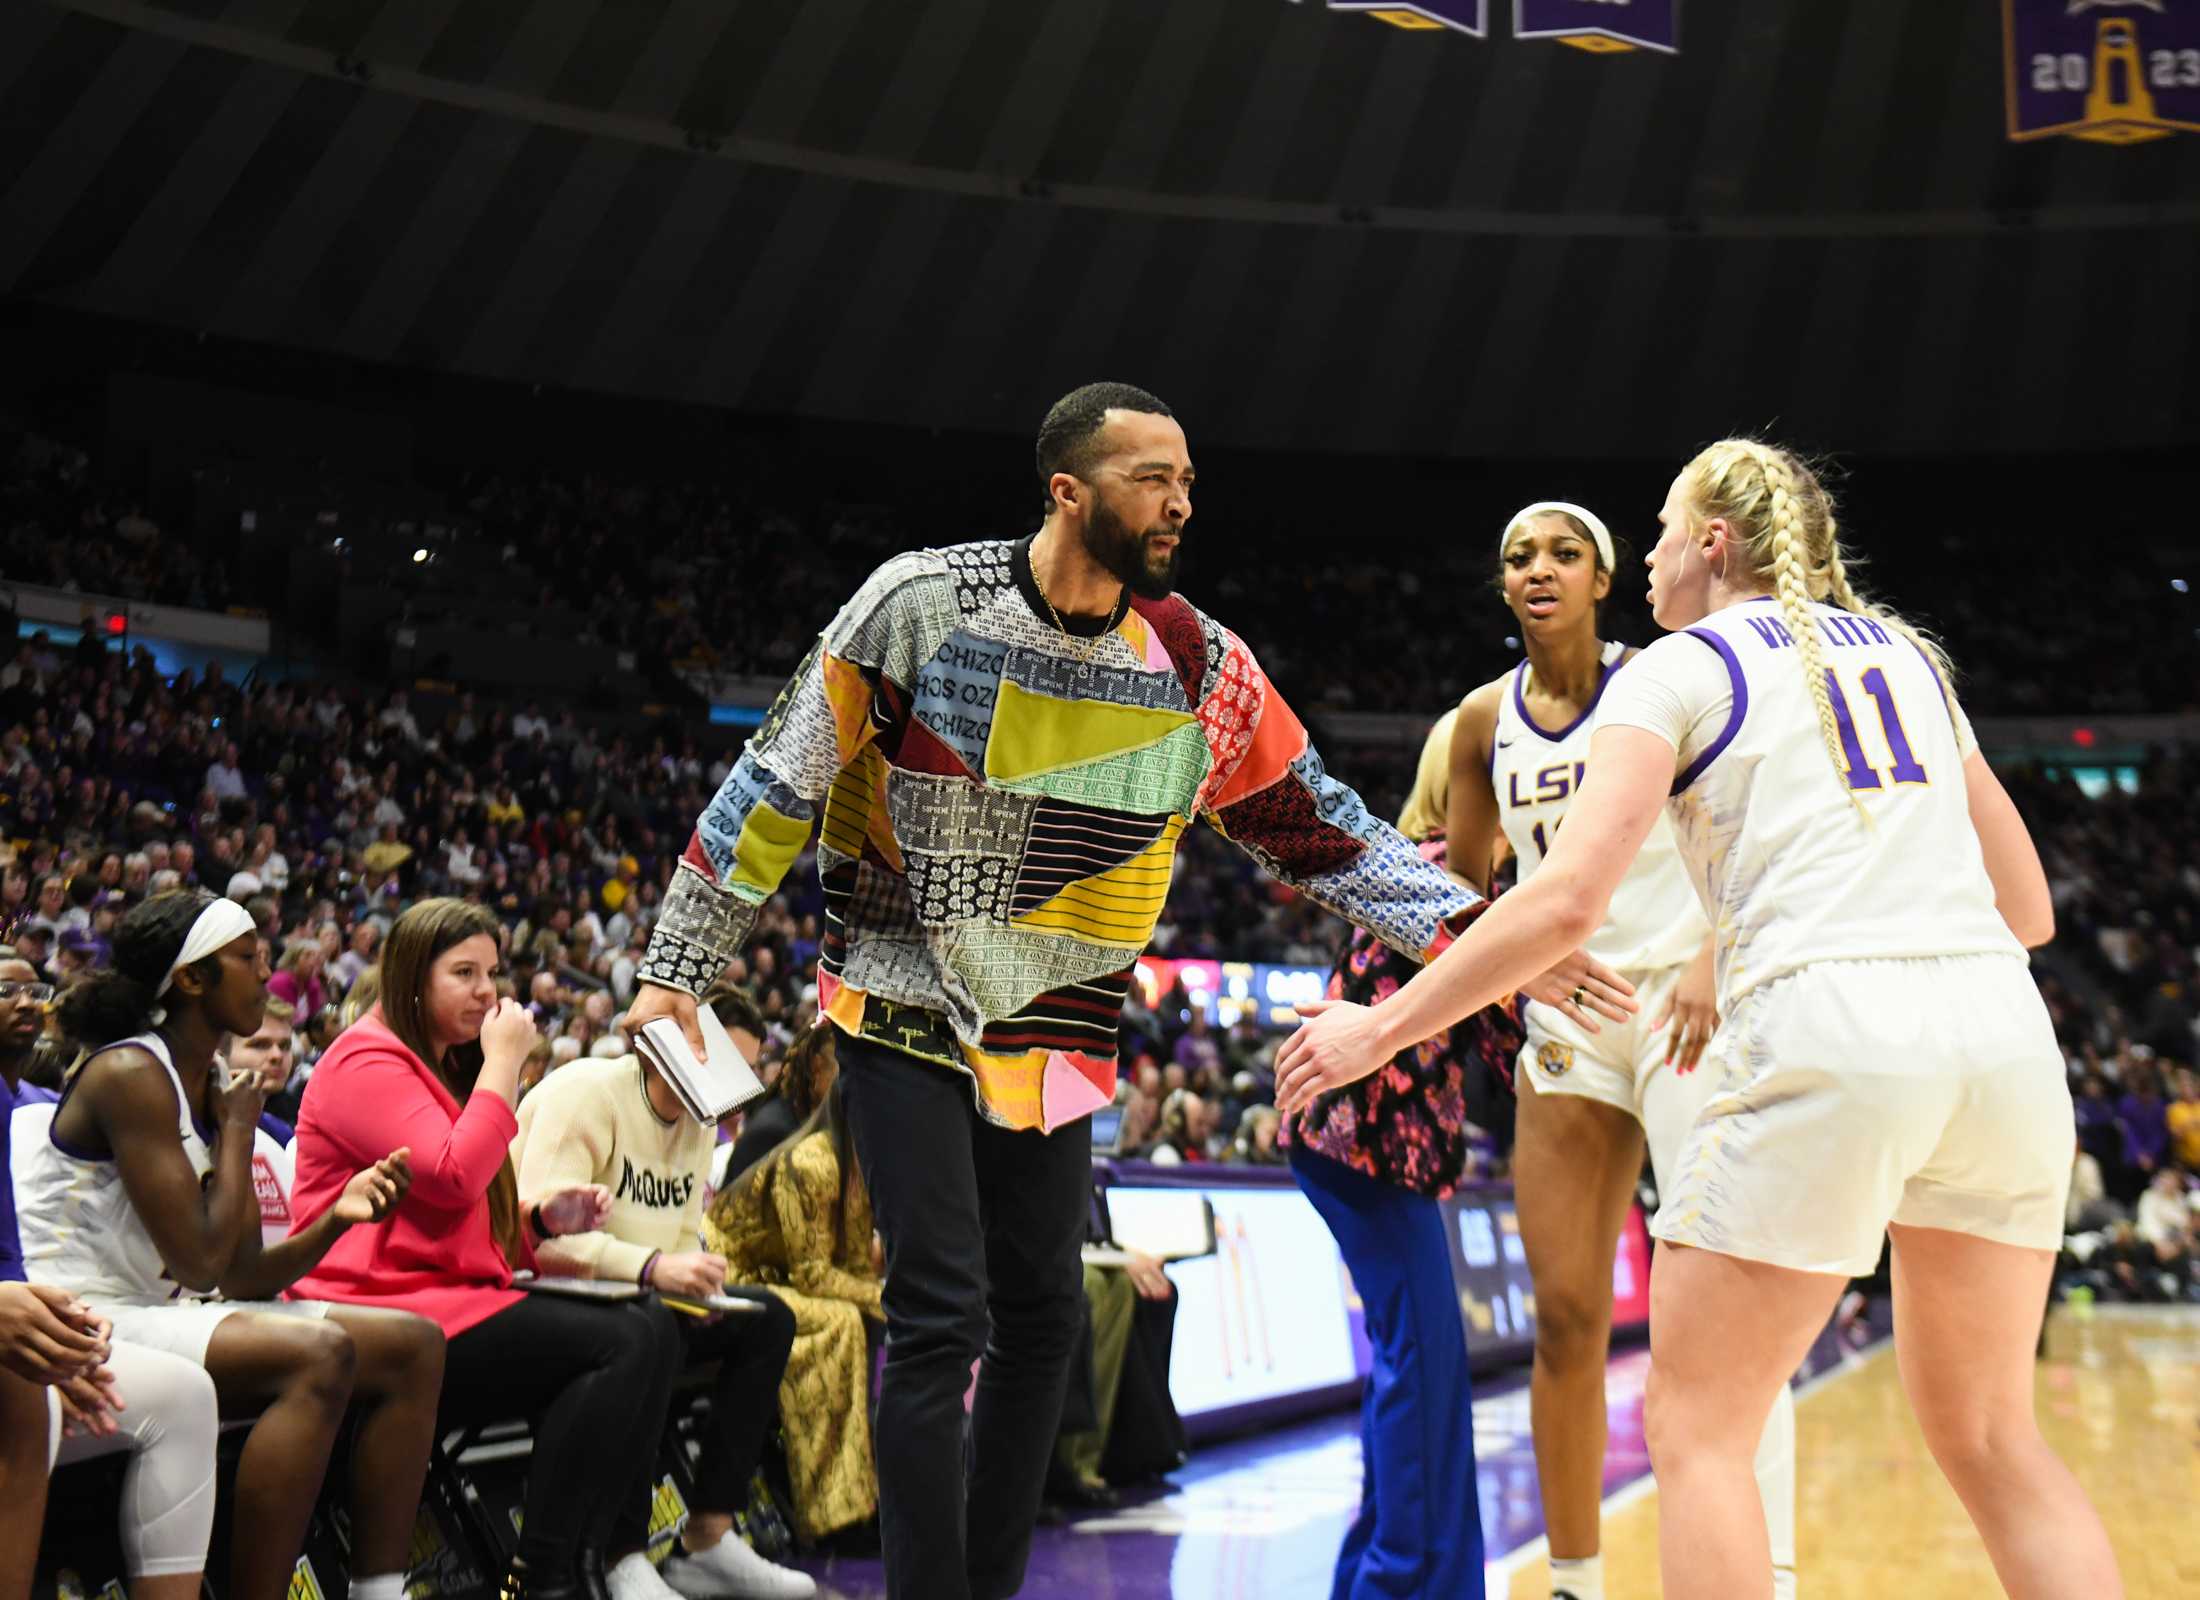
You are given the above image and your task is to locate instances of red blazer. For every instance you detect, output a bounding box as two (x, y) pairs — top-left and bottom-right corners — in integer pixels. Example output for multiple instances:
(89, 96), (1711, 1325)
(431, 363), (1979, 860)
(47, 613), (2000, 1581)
(287, 1010), (532, 1337)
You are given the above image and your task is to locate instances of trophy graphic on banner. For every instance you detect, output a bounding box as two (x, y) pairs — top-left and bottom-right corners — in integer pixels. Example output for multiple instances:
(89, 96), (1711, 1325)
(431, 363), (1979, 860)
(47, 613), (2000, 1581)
(2004, 0), (2200, 142)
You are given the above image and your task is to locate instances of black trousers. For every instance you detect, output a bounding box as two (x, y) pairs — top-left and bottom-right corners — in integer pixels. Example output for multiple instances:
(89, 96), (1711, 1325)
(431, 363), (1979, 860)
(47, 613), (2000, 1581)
(837, 1034), (1093, 1600)
(608, 1287), (798, 1550)
(442, 1293), (683, 1571)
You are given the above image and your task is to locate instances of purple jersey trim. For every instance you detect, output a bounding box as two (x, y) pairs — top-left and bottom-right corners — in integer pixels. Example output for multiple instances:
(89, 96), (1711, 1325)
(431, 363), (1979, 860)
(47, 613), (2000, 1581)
(1671, 629), (1748, 795)
(1511, 654), (1617, 744)
(1899, 633), (1961, 739)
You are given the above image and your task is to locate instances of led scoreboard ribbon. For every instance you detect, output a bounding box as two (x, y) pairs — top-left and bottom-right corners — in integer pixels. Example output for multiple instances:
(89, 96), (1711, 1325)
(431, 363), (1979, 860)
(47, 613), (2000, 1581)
(2004, 0), (2200, 142)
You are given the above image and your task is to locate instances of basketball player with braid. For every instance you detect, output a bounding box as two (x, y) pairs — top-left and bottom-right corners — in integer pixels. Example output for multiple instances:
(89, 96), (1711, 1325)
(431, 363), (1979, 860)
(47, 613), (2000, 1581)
(1278, 440), (2122, 1599)
(1441, 501), (1795, 1600)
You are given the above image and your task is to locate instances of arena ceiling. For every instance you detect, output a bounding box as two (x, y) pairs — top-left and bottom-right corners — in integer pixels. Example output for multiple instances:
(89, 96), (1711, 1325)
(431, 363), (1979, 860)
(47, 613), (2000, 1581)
(4, 0), (2197, 459)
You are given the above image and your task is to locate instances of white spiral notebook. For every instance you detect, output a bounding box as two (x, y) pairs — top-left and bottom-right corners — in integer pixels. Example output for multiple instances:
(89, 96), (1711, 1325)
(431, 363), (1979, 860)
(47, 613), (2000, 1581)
(632, 1002), (768, 1123)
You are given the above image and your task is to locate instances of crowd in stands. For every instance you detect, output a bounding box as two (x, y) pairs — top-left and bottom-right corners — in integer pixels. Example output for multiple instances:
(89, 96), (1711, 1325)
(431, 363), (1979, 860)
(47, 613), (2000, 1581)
(2003, 754), (2200, 1303)
(1, 431), (228, 611)
(11, 421), (2196, 722)
(3, 416), (2198, 1599)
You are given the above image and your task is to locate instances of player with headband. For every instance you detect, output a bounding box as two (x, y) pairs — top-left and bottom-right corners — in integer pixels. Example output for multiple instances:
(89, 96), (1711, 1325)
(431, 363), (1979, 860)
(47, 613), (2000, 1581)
(16, 891), (442, 1600)
(1405, 499), (1795, 1600)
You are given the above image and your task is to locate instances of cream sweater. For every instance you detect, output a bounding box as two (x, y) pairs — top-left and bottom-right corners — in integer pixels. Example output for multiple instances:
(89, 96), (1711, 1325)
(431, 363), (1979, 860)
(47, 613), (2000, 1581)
(511, 1056), (714, 1282)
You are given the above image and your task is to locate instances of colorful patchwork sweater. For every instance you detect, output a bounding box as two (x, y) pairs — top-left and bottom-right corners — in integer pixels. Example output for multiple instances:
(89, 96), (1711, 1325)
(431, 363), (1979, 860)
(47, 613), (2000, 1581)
(639, 535), (1480, 1132)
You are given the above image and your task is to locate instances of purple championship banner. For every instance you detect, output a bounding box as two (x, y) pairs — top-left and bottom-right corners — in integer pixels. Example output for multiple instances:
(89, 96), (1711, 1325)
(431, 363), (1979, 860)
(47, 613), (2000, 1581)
(1324, 0), (1489, 39)
(1514, 0), (1678, 53)
(2003, 0), (2200, 143)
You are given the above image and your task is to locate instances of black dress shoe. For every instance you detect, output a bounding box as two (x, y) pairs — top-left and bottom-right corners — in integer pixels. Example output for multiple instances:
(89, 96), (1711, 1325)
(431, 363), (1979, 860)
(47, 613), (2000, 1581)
(574, 1546), (614, 1600)
(1046, 1477), (1122, 1513)
(812, 1518), (882, 1558)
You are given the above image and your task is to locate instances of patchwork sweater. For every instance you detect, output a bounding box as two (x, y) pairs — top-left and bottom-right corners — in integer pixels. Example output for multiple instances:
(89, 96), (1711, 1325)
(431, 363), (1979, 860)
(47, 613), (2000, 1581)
(639, 535), (1479, 1132)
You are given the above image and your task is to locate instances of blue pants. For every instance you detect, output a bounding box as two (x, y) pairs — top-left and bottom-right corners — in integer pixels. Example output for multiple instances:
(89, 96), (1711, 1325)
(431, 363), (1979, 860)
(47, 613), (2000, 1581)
(1291, 1145), (1485, 1600)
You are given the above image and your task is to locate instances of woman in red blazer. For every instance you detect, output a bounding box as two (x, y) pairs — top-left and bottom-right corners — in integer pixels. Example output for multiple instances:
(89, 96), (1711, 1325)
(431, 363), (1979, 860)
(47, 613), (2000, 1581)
(291, 899), (683, 1600)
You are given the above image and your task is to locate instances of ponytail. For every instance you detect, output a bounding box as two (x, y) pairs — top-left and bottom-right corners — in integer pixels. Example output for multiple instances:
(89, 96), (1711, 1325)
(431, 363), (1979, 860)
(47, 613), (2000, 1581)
(54, 969), (162, 1056)
(1750, 446), (1859, 814)
(54, 889), (220, 1053)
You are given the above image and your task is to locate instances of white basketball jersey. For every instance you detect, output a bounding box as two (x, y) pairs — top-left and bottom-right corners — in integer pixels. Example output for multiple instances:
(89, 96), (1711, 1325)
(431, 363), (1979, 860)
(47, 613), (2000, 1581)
(1599, 599), (2020, 1009)
(15, 1033), (213, 1307)
(1493, 642), (1708, 975)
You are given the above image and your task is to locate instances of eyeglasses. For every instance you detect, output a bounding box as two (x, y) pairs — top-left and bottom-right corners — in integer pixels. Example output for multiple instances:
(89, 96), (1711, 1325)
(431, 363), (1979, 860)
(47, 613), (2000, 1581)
(0, 981), (55, 1005)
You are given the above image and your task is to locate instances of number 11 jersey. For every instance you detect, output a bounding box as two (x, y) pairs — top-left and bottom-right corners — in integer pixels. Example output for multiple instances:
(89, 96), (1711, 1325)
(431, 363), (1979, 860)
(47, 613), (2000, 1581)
(1598, 597), (2021, 1011)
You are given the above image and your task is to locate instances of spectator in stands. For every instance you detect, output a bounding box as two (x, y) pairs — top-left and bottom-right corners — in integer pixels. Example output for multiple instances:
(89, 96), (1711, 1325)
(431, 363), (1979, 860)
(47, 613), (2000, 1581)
(512, 998), (811, 1599)
(331, 919), (380, 994)
(703, 1076), (882, 1549)
(17, 892), (440, 1600)
(2074, 1074), (2125, 1200)
(1228, 1106), (1284, 1166)
(2168, 1067), (2200, 1175)
(287, 898), (683, 1600)
(1171, 1012), (1222, 1078)
(1149, 1089), (1216, 1166)
(1045, 1212), (1180, 1517)
(267, 935), (329, 1028)
(226, 996), (301, 1137)
(2067, 1143), (2121, 1234)
(2116, 1066), (2171, 1203)
(724, 1010), (828, 1185)
(204, 743), (246, 804)
(11, 923), (53, 983)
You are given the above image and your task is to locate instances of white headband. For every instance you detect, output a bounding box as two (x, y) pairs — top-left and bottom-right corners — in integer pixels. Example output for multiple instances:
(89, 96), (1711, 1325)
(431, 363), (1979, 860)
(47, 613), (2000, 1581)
(156, 898), (258, 996)
(1502, 501), (1616, 572)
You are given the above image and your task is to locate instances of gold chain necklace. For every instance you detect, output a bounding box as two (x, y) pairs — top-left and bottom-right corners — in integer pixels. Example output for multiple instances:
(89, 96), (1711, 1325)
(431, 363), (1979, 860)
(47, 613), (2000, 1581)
(1030, 558), (1121, 665)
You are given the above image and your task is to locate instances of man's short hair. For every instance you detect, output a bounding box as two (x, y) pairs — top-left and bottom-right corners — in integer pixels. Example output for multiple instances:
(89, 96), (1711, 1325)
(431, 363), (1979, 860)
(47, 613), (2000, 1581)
(1035, 382), (1173, 512)
(702, 983), (766, 1041)
(260, 997), (296, 1026)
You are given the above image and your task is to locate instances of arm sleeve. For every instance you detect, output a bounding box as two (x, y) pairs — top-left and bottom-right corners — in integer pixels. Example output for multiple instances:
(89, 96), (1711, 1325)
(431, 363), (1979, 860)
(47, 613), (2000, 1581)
(315, 1044), (519, 1212)
(1196, 623), (1479, 963)
(512, 1078), (653, 1282)
(774, 1143), (883, 1314)
(1597, 633), (1738, 775)
(637, 555), (955, 995)
(678, 1123), (711, 1257)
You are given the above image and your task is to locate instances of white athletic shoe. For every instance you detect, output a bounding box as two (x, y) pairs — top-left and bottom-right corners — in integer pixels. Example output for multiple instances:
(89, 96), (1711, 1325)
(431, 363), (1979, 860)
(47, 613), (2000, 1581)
(660, 1537), (817, 1600)
(605, 1553), (682, 1600)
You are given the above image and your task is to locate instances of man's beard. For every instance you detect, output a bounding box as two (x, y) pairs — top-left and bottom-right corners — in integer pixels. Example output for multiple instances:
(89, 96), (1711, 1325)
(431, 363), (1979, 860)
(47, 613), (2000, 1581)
(1080, 496), (1181, 601)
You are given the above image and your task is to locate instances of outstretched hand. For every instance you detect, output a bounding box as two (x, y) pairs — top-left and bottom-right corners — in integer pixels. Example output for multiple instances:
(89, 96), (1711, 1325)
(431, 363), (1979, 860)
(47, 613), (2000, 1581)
(1273, 999), (1392, 1119)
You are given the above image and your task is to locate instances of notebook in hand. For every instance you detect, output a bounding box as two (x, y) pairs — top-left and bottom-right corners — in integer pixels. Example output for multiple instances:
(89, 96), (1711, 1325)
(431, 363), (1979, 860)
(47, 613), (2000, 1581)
(634, 1003), (768, 1122)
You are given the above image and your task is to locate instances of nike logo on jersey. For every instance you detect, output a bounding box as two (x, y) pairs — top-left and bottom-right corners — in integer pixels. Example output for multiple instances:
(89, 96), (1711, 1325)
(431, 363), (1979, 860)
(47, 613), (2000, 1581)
(1496, 736), (1516, 748)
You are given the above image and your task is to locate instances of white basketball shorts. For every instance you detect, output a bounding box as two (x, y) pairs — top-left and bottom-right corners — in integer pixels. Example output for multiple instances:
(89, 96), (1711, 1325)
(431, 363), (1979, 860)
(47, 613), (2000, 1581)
(1652, 954), (2073, 1278)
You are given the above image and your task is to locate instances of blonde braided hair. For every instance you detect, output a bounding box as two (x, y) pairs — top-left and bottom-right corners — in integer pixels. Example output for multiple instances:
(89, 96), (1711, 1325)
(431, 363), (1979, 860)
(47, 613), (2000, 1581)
(1682, 439), (1917, 812)
(1820, 512), (1954, 684)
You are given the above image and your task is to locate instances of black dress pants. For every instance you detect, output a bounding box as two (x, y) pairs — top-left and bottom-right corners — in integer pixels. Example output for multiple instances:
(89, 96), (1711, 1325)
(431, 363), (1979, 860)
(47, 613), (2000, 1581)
(836, 1034), (1092, 1600)
(607, 1287), (798, 1551)
(442, 1293), (683, 1571)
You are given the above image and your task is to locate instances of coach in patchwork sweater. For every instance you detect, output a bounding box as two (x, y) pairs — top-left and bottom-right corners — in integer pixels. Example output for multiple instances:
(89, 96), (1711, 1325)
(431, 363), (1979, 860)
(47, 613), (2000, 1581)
(624, 382), (1629, 1600)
